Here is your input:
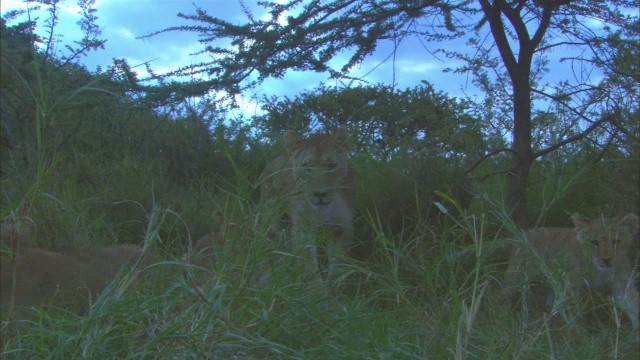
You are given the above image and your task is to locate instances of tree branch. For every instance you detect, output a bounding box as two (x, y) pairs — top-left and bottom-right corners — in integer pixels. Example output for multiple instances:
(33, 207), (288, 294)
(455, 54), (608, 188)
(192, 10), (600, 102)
(479, 0), (518, 76)
(466, 147), (518, 175)
(533, 114), (612, 159)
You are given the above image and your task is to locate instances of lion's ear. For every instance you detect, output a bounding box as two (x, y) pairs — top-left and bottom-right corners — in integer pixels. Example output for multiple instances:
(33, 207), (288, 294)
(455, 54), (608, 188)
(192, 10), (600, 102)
(284, 130), (301, 153)
(570, 214), (588, 229)
(333, 126), (349, 151)
(571, 214), (590, 243)
(213, 209), (224, 226)
(618, 213), (639, 237)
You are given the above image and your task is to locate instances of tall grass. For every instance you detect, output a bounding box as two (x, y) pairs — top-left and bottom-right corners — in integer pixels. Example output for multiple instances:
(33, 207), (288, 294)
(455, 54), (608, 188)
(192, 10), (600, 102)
(2, 177), (640, 359)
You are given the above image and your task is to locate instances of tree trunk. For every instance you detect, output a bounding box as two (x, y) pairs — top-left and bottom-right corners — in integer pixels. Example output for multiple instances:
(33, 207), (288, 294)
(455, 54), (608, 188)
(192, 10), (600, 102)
(479, 0), (539, 228)
(507, 73), (533, 228)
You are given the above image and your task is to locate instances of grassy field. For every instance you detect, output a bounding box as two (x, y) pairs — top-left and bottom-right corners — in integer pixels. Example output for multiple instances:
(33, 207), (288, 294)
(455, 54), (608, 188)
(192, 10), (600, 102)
(1, 190), (638, 359)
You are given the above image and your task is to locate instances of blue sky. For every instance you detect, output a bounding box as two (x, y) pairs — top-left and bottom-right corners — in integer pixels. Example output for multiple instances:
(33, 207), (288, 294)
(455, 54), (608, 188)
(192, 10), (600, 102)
(2, 1), (475, 107)
(2, 0), (613, 116)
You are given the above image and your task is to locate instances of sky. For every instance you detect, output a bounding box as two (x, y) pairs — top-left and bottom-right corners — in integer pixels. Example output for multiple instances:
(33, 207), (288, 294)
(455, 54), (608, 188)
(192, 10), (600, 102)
(1, 0), (612, 117)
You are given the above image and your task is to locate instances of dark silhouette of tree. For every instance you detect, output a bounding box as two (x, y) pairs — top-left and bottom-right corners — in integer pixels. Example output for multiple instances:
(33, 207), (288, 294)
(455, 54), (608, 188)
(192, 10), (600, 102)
(146, 0), (638, 226)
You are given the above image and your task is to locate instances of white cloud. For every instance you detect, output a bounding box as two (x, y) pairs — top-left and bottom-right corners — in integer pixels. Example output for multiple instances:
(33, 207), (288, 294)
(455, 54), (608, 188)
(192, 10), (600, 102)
(2, 0), (27, 12)
(115, 27), (137, 41)
(397, 60), (439, 74)
(59, 2), (82, 18)
(260, 8), (291, 26)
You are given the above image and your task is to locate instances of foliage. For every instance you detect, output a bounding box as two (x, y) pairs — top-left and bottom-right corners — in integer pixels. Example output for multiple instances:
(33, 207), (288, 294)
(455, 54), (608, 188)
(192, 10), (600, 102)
(0, 5), (263, 247)
(143, 0), (639, 227)
(254, 83), (487, 238)
(258, 82), (488, 160)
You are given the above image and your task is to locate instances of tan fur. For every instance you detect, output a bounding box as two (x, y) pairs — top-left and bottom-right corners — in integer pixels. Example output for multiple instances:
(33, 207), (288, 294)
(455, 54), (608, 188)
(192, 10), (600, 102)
(1, 204), (34, 250)
(192, 210), (228, 261)
(505, 213), (639, 329)
(0, 244), (158, 318)
(260, 127), (355, 277)
(193, 232), (224, 260)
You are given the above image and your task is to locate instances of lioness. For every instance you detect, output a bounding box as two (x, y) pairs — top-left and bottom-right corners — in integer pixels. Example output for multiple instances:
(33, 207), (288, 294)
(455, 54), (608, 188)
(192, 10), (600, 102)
(1, 244), (158, 318)
(504, 213), (639, 329)
(260, 127), (355, 278)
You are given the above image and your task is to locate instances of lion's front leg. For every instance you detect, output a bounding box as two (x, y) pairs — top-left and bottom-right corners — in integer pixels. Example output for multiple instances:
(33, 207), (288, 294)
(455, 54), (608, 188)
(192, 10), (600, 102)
(290, 215), (321, 277)
(613, 279), (640, 331)
(326, 223), (353, 280)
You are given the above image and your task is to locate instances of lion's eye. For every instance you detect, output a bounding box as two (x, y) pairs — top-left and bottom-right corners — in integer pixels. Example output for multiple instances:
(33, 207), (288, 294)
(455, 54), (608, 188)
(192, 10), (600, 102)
(327, 162), (337, 171)
(591, 240), (599, 248)
(301, 163), (313, 173)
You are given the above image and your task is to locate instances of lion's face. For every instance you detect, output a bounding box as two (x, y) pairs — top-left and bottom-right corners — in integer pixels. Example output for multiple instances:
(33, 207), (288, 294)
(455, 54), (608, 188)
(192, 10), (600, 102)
(573, 213), (639, 273)
(284, 127), (353, 208)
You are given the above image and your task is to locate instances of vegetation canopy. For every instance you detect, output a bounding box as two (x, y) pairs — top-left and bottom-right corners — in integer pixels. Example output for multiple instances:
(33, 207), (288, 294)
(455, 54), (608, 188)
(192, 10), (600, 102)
(145, 0), (639, 226)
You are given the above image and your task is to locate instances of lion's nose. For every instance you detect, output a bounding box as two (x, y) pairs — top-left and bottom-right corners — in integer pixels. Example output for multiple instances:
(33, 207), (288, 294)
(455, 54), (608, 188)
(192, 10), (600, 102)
(313, 191), (328, 200)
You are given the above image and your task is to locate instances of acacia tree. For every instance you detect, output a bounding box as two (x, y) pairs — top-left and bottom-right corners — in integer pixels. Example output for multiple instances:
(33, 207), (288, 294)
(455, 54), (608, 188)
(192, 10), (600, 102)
(148, 0), (638, 226)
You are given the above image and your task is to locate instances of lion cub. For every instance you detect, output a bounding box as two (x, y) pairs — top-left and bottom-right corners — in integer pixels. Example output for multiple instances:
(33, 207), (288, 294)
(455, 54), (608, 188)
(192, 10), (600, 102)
(504, 213), (639, 329)
(261, 127), (356, 279)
